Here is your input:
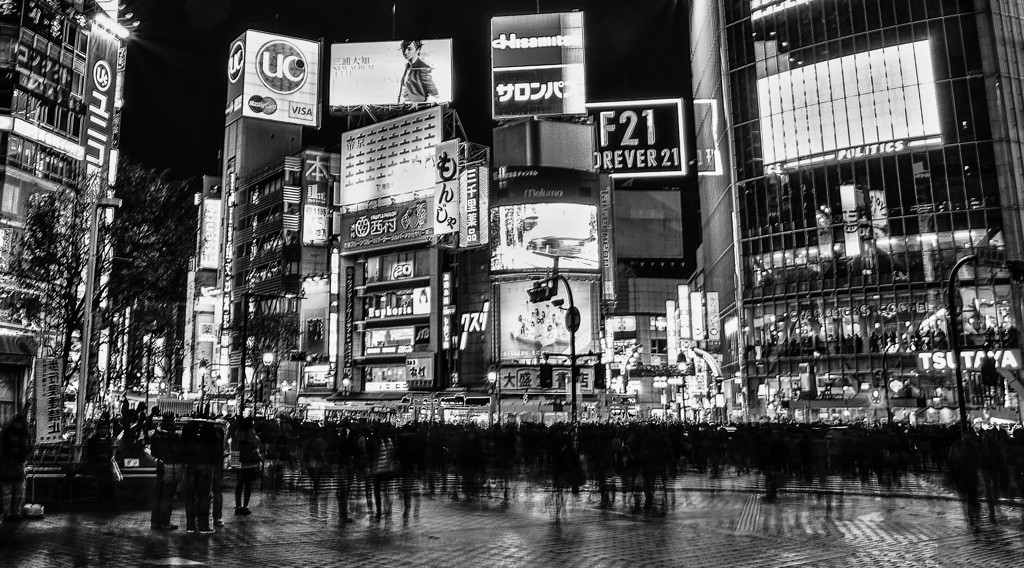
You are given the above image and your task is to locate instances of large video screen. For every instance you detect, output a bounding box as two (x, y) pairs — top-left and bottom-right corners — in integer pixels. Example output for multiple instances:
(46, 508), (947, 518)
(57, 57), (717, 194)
(329, 39), (453, 107)
(499, 279), (594, 360)
(491, 203), (599, 271)
(757, 40), (941, 169)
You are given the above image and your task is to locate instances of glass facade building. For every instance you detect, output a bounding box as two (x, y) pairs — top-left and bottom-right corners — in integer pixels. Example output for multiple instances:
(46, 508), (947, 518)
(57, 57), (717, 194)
(719, 0), (1024, 418)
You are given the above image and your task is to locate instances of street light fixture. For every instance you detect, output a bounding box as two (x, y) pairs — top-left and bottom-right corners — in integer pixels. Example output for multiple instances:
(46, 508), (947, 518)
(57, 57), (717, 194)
(237, 290), (300, 414)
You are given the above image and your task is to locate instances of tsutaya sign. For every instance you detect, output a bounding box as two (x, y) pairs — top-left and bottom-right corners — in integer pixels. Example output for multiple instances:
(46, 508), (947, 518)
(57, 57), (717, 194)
(916, 349), (1022, 372)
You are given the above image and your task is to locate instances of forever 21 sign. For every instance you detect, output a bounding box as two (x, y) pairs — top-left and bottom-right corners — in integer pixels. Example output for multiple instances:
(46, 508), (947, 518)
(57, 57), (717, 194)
(587, 99), (688, 179)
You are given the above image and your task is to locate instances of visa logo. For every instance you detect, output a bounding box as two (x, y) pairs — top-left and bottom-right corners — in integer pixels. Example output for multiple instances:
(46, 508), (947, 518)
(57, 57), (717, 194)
(289, 103), (314, 120)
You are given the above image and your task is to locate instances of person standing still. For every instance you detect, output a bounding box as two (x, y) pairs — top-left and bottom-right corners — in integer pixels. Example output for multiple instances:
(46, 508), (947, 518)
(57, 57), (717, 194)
(150, 413), (182, 530)
(181, 420), (217, 534)
(0, 414), (31, 522)
(233, 417), (262, 515)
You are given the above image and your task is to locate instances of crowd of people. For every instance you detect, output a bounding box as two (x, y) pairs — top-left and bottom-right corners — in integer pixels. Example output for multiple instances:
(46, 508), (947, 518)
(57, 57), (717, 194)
(5, 409), (1024, 528)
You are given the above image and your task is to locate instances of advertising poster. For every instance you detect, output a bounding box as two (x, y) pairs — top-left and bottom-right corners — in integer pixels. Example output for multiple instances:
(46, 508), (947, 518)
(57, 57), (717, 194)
(364, 287), (431, 319)
(499, 279), (595, 360)
(341, 198), (433, 253)
(329, 39), (453, 107)
(490, 12), (586, 118)
(694, 99), (722, 175)
(230, 30), (321, 127)
(433, 139), (460, 236)
(340, 107), (442, 207)
(491, 203), (599, 271)
(587, 99), (687, 178)
(34, 358), (63, 445)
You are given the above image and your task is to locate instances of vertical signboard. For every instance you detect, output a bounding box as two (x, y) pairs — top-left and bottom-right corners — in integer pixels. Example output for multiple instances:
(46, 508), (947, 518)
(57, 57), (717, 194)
(343, 266), (355, 378)
(200, 198), (222, 269)
(599, 179), (616, 302)
(85, 27), (119, 183)
(690, 291), (705, 341)
(433, 139), (460, 236)
(34, 358), (63, 445)
(459, 162), (489, 248)
(677, 284), (692, 340)
(706, 292), (721, 343)
(302, 151), (331, 245)
(694, 99), (722, 176)
(666, 300), (679, 364)
(839, 184), (864, 257)
(490, 12), (586, 118)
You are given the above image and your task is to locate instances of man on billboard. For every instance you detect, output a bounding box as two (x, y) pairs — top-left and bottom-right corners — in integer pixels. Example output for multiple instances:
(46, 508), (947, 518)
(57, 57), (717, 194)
(398, 40), (439, 103)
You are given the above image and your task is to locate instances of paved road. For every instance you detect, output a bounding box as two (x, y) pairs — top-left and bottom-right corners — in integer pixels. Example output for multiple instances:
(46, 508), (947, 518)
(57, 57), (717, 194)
(1, 475), (1022, 568)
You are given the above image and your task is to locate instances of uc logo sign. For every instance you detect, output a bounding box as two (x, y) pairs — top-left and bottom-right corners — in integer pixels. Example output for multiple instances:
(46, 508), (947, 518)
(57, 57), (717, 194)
(255, 40), (307, 94)
(227, 40), (244, 84)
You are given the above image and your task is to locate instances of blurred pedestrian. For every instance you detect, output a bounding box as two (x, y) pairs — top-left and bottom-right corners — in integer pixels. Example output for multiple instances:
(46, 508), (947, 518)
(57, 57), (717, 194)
(232, 417), (262, 515)
(181, 419), (219, 534)
(0, 414), (31, 522)
(150, 413), (182, 530)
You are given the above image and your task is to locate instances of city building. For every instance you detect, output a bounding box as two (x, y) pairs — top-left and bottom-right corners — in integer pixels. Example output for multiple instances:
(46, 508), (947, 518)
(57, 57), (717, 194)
(698, 0), (1024, 423)
(0, 0), (124, 425)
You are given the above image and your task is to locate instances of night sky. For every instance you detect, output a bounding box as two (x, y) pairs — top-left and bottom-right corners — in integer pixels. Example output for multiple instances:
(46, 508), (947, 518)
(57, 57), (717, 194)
(117, 0), (690, 179)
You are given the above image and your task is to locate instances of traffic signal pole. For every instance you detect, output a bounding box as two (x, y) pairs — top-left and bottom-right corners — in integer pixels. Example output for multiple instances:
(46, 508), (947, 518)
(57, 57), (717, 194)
(948, 254), (977, 434)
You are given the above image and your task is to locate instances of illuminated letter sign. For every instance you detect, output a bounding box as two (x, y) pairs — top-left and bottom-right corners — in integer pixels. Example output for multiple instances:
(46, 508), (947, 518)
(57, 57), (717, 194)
(916, 349), (1022, 372)
(587, 99), (688, 178)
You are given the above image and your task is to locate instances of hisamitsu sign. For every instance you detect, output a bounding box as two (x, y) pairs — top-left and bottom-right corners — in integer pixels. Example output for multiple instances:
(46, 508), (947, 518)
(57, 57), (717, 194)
(916, 349), (1022, 372)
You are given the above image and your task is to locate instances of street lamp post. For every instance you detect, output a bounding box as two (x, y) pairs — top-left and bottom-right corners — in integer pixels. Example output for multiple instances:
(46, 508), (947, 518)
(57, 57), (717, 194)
(198, 359), (209, 417)
(880, 344), (896, 425)
(237, 290), (299, 415)
(948, 254), (978, 434)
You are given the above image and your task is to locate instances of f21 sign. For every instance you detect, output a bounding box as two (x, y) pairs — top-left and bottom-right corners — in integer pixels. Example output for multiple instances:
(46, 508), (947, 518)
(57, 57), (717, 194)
(587, 99), (688, 178)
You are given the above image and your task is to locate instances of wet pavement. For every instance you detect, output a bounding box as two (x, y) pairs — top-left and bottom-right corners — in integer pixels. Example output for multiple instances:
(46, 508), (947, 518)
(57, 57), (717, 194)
(2, 474), (1023, 567)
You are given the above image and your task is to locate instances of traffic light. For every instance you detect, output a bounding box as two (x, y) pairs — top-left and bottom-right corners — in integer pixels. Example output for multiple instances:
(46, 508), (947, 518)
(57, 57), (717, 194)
(539, 363), (553, 388)
(527, 279), (558, 303)
(593, 364), (606, 389)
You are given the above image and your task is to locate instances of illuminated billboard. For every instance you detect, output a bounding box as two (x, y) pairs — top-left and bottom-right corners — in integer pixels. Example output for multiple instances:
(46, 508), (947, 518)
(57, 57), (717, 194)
(499, 279), (595, 360)
(758, 40), (941, 171)
(225, 30), (321, 127)
(491, 203), (599, 272)
(587, 99), (687, 178)
(340, 198), (433, 254)
(329, 39), (453, 107)
(340, 107), (442, 207)
(364, 287), (431, 319)
(491, 12), (586, 118)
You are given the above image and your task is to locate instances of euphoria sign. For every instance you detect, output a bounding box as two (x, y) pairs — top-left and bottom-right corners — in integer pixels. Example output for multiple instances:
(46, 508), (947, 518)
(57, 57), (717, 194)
(587, 99), (688, 178)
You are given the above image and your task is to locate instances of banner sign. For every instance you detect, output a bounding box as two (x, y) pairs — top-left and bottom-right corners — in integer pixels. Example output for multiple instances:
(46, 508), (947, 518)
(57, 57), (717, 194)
(433, 139), (460, 236)
(690, 291), (705, 341)
(341, 199), (433, 253)
(34, 358), (63, 445)
(495, 366), (595, 394)
(587, 99), (687, 178)
(490, 12), (586, 118)
(226, 30), (321, 127)
(340, 106), (442, 207)
(678, 285), (691, 340)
